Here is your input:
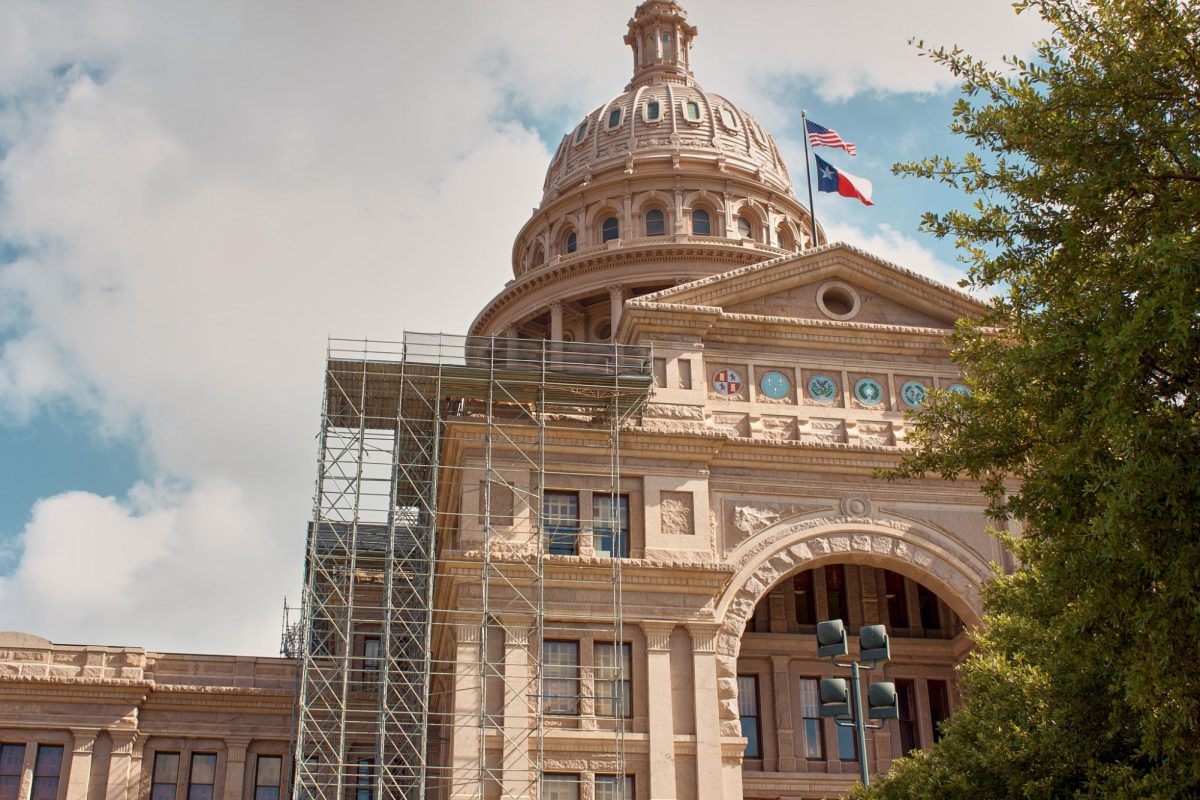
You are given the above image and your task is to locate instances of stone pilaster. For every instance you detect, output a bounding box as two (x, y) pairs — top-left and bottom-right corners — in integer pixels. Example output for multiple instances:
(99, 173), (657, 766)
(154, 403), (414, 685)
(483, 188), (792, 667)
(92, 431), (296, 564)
(686, 623), (724, 800)
(607, 285), (626, 334)
(502, 619), (534, 800)
(641, 620), (677, 800)
(451, 623), (483, 800)
(771, 655), (797, 772)
(219, 738), (249, 800)
(104, 732), (140, 800)
(65, 729), (97, 800)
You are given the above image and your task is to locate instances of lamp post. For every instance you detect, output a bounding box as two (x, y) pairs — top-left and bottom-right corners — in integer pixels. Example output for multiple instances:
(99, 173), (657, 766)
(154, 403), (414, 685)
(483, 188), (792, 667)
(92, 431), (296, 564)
(815, 619), (899, 788)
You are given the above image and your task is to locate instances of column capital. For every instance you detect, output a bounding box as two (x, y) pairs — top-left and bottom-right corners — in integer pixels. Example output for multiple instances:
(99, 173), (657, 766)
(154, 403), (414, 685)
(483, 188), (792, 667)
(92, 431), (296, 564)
(607, 284), (626, 299)
(498, 618), (534, 647)
(107, 730), (140, 755)
(70, 729), (99, 755)
(685, 622), (720, 653)
(455, 623), (483, 645)
(224, 738), (251, 760)
(640, 620), (676, 652)
(549, 299), (566, 313)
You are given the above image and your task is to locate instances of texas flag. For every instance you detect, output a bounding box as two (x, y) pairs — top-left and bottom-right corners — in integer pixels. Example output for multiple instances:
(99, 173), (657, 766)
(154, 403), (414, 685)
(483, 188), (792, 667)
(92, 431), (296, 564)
(815, 153), (874, 206)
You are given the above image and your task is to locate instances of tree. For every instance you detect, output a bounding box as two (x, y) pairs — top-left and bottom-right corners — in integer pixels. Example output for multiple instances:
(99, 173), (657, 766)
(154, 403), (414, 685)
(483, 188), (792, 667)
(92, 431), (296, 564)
(855, 1), (1200, 797)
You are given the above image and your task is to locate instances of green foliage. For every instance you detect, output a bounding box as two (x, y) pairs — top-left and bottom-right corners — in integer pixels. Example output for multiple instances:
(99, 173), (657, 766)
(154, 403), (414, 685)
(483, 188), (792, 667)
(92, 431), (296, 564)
(856, 1), (1200, 797)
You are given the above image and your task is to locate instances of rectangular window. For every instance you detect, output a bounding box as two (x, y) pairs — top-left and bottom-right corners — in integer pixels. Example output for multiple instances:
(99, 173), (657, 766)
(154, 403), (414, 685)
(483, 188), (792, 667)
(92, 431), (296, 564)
(896, 679), (919, 755)
(798, 679), (825, 759)
(151, 752), (180, 800)
(592, 494), (630, 558)
(361, 636), (382, 685)
(885, 570), (910, 629)
(0, 744), (26, 800)
(254, 755), (282, 800)
(543, 492), (579, 556)
(737, 675), (761, 758)
(825, 564), (850, 627)
(543, 774), (579, 800)
(355, 758), (374, 800)
(917, 584), (941, 631)
(836, 700), (858, 762)
(187, 753), (217, 800)
(31, 745), (63, 800)
(928, 680), (951, 743)
(793, 569), (816, 625)
(595, 775), (633, 800)
(542, 640), (580, 716)
(594, 642), (632, 719)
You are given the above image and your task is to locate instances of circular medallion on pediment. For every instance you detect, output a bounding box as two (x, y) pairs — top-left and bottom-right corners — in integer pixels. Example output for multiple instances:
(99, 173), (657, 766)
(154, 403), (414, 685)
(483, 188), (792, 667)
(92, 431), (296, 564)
(948, 383), (972, 396)
(900, 381), (928, 408)
(807, 374), (838, 403)
(712, 368), (743, 396)
(759, 370), (790, 399)
(854, 377), (884, 406)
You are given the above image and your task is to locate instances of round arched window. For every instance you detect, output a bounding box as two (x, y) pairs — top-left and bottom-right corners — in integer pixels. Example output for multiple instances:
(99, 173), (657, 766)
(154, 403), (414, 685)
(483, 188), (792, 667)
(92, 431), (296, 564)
(565, 231), (577, 254)
(691, 209), (711, 235)
(596, 321), (612, 341)
(601, 216), (620, 243)
(646, 209), (666, 236)
(777, 224), (797, 250)
(737, 216), (753, 239)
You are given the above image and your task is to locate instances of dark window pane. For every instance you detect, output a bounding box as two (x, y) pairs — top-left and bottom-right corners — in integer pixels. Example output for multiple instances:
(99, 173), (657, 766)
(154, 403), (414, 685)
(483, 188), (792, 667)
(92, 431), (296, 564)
(737, 216), (752, 239)
(355, 759), (374, 800)
(896, 679), (919, 755)
(928, 680), (951, 742)
(645, 209), (665, 236)
(542, 641), (580, 715)
(595, 775), (633, 800)
(793, 570), (815, 625)
(566, 232), (577, 253)
(31, 745), (63, 800)
(543, 492), (579, 555)
(691, 209), (710, 235)
(917, 583), (941, 630)
(0, 744), (26, 800)
(608, 109), (622, 128)
(646, 100), (660, 120)
(885, 570), (910, 629)
(592, 495), (629, 558)
(826, 564), (850, 627)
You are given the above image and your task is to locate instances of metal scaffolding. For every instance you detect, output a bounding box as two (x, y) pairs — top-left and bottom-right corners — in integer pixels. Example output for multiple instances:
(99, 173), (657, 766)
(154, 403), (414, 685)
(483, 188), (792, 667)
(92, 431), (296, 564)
(292, 333), (653, 800)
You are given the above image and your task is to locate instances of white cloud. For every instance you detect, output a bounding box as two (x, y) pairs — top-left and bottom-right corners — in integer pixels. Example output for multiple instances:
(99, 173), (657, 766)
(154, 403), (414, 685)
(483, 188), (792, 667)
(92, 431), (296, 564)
(0, 1), (1037, 653)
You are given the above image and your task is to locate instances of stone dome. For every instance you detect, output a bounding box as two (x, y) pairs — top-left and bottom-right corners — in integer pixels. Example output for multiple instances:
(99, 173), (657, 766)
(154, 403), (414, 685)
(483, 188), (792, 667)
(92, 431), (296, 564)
(469, 1), (823, 340)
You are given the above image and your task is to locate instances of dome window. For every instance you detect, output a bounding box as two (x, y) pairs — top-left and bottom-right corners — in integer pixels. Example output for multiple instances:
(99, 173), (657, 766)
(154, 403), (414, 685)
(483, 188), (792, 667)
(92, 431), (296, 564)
(691, 209), (711, 235)
(719, 107), (739, 130)
(737, 215), (753, 239)
(645, 209), (666, 237)
(661, 33), (674, 60)
(644, 100), (661, 122)
(573, 120), (589, 145)
(601, 216), (620, 243)
(606, 108), (623, 130)
(684, 100), (702, 122)
(565, 231), (577, 254)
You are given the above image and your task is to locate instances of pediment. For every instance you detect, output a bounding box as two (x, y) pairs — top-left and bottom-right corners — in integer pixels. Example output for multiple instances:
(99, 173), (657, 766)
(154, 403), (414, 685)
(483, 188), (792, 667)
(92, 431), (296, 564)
(636, 242), (984, 329)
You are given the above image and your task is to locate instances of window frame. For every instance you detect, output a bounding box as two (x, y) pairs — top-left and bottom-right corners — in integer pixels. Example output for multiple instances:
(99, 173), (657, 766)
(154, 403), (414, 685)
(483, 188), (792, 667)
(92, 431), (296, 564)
(541, 640), (581, 716)
(644, 208), (666, 237)
(150, 751), (181, 800)
(594, 642), (633, 719)
(682, 99), (702, 123)
(736, 674), (762, 759)
(253, 755), (283, 800)
(543, 773), (580, 800)
(0, 743), (26, 800)
(690, 208), (711, 236)
(592, 494), (629, 558)
(797, 677), (826, 760)
(354, 758), (374, 800)
(595, 774), (634, 800)
(573, 120), (589, 146)
(543, 491), (580, 556)
(186, 752), (217, 800)
(895, 679), (920, 755)
(600, 216), (620, 243)
(606, 107), (624, 131)
(736, 215), (753, 240)
(824, 564), (851, 628)
(643, 99), (662, 123)
(885, 570), (910, 629)
(30, 744), (63, 800)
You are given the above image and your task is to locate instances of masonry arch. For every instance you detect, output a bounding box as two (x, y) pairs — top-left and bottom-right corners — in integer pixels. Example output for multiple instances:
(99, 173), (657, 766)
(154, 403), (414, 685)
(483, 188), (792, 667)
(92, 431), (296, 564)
(712, 513), (991, 736)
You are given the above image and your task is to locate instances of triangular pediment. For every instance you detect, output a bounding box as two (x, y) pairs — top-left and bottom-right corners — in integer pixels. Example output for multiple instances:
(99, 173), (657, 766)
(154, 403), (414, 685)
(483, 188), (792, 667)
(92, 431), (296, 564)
(635, 242), (985, 329)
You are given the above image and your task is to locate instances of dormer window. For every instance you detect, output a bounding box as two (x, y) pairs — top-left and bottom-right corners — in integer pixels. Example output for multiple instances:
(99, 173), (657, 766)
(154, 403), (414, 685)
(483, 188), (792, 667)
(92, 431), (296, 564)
(645, 209), (666, 236)
(737, 215), (753, 239)
(573, 121), (589, 145)
(644, 100), (661, 122)
(684, 100), (701, 122)
(606, 108), (623, 130)
(719, 107), (739, 130)
(601, 216), (620, 243)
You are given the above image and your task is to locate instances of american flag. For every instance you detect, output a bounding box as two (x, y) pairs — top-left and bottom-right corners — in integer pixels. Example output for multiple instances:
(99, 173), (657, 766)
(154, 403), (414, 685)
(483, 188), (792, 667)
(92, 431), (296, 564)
(805, 119), (857, 156)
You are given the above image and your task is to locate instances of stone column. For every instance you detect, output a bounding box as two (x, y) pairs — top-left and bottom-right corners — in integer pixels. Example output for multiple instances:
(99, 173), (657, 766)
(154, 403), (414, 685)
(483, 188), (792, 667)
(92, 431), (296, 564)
(451, 623), (483, 800)
(550, 300), (565, 342)
(222, 738), (250, 800)
(641, 621), (677, 800)
(104, 732), (140, 800)
(502, 620), (534, 800)
(607, 285), (626, 336)
(771, 656), (797, 772)
(65, 729), (97, 800)
(686, 623), (724, 800)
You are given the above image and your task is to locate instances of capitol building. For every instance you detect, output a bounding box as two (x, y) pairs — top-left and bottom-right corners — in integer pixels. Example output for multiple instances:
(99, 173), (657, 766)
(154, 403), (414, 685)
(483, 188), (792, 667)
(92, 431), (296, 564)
(0, 3), (1006, 800)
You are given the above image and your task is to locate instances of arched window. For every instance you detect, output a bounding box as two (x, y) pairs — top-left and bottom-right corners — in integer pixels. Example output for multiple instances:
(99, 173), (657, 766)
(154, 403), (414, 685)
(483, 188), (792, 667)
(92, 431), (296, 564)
(645, 209), (666, 236)
(737, 215), (753, 239)
(777, 224), (797, 251)
(691, 209), (711, 235)
(531, 244), (545, 266)
(607, 108), (623, 130)
(661, 33), (674, 60)
(601, 216), (620, 243)
(565, 231), (577, 254)
(574, 121), (589, 145)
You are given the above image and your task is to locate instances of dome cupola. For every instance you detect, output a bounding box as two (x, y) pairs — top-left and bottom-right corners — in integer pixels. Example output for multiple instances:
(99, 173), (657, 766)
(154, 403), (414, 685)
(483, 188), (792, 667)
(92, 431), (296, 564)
(469, 2), (825, 341)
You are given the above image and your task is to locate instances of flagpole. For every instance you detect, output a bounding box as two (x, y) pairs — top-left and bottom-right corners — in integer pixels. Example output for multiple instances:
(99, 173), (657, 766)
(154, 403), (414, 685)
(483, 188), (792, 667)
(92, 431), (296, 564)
(801, 110), (818, 248)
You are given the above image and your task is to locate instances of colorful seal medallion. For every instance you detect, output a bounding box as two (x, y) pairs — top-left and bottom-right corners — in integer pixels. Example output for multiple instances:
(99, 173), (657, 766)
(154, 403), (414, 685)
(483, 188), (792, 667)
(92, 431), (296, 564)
(854, 377), (884, 406)
(759, 370), (790, 399)
(808, 374), (837, 403)
(712, 368), (743, 396)
(901, 381), (928, 408)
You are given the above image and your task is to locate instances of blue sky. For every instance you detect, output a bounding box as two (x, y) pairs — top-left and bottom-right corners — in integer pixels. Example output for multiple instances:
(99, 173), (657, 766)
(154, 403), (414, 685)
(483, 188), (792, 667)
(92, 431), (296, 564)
(0, 0), (1046, 653)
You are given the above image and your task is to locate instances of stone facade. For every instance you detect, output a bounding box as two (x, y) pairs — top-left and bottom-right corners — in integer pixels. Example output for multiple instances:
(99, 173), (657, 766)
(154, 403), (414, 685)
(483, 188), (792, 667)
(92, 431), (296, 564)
(0, 3), (1004, 800)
